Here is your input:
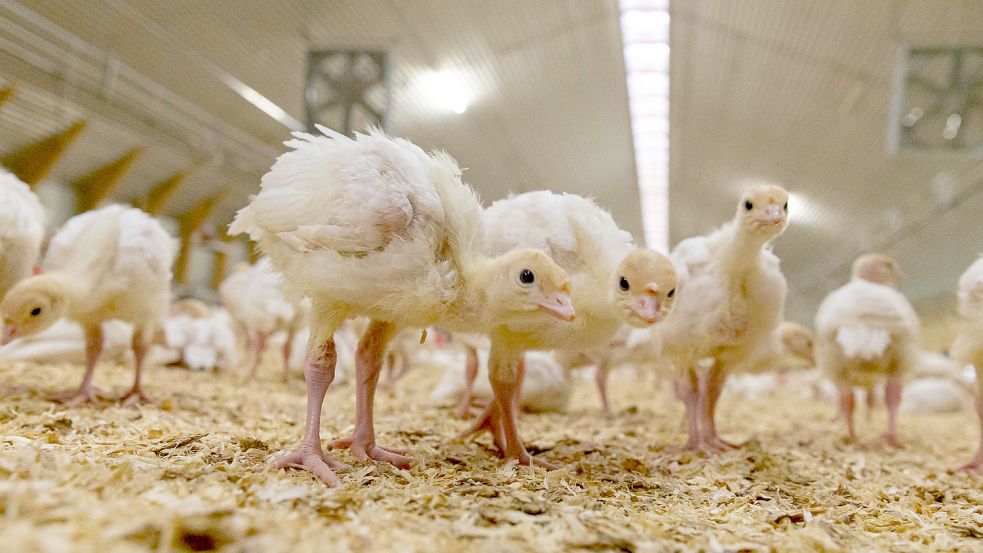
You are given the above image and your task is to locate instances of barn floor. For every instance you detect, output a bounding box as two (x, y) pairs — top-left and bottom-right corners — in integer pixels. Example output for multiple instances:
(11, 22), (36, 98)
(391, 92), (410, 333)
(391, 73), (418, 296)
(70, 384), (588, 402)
(0, 357), (980, 553)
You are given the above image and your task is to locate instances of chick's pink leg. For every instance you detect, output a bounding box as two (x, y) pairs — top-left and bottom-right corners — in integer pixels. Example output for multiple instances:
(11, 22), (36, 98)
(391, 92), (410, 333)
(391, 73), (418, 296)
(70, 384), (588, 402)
(248, 332), (268, 380)
(330, 320), (411, 467)
(960, 392), (983, 473)
(488, 350), (555, 468)
(281, 328), (294, 383)
(595, 362), (612, 417)
(883, 376), (903, 448)
(58, 325), (105, 406)
(272, 341), (348, 485)
(120, 328), (153, 405)
(700, 364), (738, 451)
(455, 346), (480, 417)
(837, 383), (857, 442)
(675, 374), (701, 451)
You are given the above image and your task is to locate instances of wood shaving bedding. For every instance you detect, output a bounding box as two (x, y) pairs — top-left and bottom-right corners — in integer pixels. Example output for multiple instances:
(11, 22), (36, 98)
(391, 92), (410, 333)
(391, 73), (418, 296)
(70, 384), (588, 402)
(0, 358), (979, 552)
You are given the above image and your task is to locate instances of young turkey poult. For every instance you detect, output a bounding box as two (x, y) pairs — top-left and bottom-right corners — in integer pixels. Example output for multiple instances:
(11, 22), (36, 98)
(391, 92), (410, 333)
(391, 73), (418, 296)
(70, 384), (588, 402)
(461, 191), (677, 466)
(815, 253), (919, 447)
(657, 185), (789, 451)
(229, 127), (575, 484)
(0, 169), (47, 301)
(0, 205), (175, 405)
(951, 256), (983, 472)
(219, 257), (306, 381)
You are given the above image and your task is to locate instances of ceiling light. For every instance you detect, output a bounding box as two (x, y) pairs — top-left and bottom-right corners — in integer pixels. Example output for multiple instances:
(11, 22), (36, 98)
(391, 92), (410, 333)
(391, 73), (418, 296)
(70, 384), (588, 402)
(418, 70), (469, 114)
(220, 76), (304, 131)
(620, 1), (671, 251)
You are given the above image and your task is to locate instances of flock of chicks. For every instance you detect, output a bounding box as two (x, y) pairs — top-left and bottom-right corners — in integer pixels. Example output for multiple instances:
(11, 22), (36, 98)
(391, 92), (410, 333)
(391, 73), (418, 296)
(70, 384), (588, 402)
(0, 126), (981, 490)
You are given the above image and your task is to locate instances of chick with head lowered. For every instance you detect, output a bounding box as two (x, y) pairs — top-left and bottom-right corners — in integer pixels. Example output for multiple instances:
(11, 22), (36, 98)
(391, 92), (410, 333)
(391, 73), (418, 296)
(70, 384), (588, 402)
(1, 205), (175, 406)
(230, 127), (575, 485)
(657, 185), (790, 452)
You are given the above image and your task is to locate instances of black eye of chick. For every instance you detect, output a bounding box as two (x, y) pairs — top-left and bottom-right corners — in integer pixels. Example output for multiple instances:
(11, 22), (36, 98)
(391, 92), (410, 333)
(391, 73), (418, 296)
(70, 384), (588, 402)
(783, 202), (788, 211)
(745, 201), (753, 211)
(519, 269), (535, 284)
(619, 276), (630, 291)
(30, 307), (41, 316)
(668, 288), (675, 298)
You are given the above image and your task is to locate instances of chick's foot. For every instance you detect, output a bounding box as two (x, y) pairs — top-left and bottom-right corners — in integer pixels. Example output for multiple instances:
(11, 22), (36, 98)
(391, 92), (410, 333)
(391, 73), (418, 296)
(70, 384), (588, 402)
(271, 444), (349, 486)
(330, 435), (412, 468)
(53, 385), (105, 406)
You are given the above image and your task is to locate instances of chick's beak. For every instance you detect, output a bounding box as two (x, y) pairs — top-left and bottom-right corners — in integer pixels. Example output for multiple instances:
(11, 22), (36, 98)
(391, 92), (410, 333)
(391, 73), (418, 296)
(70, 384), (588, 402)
(1, 324), (16, 346)
(758, 204), (784, 225)
(630, 293), (661, 324)
(538, 292), (576, 321)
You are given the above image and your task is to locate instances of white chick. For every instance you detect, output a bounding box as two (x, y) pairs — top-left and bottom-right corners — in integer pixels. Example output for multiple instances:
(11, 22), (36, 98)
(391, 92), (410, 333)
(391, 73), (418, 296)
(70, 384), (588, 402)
(219, 257), (305, 381)
(229, 127), (575, 484)
(0, 169), (47, 300)
(0, 205), (175, 405)
(461, 191), (678, 466)
(658, 185), (789, 451)
(951, 256), (983, 472)
(815, 253), (919, 447)
(432, 349), (572, 413)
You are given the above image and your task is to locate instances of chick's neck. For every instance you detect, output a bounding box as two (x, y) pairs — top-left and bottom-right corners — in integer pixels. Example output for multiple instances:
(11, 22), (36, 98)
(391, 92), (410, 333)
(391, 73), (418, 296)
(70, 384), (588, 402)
(722, 220), (774, 274)
(451, 254), (495, 330)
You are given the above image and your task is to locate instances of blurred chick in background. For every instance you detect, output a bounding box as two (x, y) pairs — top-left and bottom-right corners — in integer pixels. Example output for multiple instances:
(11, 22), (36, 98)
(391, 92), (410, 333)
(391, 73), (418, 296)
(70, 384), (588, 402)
(0, 168), (46, 301)
(220, 257), (307, 381)
(951, 256), (983, 472)
(815, 253), (919, 447)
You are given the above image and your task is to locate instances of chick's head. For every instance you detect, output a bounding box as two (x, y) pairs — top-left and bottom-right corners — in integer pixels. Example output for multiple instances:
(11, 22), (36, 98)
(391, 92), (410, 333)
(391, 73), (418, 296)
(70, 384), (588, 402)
(613, 249), (678, 327)
(852, 253), (903, 287)
(779, 321), (814, 364)
(738, 185), (789, 239)
(485, 249), (575, 324)
(1, 275), (68, 345)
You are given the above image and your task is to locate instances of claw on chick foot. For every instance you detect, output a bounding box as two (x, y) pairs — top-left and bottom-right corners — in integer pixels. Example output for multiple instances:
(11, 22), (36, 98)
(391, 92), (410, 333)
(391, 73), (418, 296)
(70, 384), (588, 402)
(54, 386), (105, 406)
(329, 436), (412, 468)
(271, 448), (348, 486)
(119, 388), (154, 406)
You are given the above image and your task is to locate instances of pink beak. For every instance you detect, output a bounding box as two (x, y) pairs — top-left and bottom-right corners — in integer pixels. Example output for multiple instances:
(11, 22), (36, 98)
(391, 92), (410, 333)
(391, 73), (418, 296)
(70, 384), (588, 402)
(538, 292), (576, 321)
(758, 204), (783, 224)
(630, 294), (661, 324)
(1, 324), (16, 346)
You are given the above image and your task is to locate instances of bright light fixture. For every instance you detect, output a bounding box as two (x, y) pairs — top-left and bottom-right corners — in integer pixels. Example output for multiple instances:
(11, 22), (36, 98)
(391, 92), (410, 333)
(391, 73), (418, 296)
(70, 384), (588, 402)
(418, 70), (469, 114)
(619, 0), (670, 252)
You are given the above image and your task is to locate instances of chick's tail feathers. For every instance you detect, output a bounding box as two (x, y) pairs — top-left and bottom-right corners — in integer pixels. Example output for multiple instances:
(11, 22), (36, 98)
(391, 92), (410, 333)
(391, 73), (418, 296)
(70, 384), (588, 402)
(835, 324), (891, 360)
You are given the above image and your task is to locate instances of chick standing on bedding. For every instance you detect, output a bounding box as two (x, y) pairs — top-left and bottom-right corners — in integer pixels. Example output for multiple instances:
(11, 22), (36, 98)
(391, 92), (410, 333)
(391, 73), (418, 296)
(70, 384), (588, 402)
(658, 185), (789, 451)
(815, 253), (919, 447)
(230, 127), (575, 484)
(219, 257), (306, 381)
(0, 205), (175, 405)
(951, 256), (983, 472)
(0, 169), (47, 302)
(462, 191), (677, 466)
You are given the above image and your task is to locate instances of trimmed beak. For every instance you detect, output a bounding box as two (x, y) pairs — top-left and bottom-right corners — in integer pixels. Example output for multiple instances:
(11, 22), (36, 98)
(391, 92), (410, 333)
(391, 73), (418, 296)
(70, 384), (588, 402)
(538, 292), (576, 321)
(1, 324), (16, 346)
(630, 294), (661, 325)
